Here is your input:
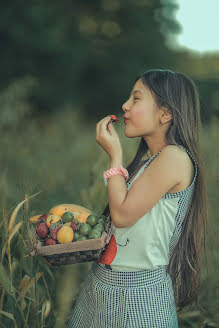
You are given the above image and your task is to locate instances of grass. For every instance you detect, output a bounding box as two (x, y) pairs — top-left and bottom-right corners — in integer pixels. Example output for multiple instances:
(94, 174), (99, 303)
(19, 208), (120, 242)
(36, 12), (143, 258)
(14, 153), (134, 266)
(0, 107), (218, 327)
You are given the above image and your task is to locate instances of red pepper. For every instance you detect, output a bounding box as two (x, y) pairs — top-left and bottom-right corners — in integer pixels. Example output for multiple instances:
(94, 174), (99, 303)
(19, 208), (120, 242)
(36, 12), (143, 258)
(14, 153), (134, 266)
(110, 115), (119, 123)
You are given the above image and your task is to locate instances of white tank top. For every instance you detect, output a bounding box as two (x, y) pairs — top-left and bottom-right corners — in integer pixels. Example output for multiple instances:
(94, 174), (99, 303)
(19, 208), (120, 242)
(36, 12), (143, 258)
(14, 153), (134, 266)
(99, 145), (198, 271)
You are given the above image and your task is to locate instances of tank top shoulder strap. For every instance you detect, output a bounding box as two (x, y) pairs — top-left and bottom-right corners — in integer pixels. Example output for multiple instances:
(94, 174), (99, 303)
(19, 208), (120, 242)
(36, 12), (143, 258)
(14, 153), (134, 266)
(142, 144), (198, 198)
(176, 144), (198, 183)
(143, 145), (197, 177)
(143, 150), (162, 169)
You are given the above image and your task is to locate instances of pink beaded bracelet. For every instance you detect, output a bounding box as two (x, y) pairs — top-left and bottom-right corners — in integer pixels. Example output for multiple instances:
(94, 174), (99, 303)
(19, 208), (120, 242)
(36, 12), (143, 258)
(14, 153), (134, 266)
(103, 165), (129, 186)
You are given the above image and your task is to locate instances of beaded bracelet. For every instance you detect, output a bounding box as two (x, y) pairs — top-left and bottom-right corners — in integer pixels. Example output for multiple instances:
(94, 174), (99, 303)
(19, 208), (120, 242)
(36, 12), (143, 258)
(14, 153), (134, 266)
(103, 165), (129, 186)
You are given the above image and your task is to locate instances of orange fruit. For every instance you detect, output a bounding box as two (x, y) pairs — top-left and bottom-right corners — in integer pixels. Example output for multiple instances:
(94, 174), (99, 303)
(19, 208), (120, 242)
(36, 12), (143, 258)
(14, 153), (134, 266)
(57, 226), (74, 243)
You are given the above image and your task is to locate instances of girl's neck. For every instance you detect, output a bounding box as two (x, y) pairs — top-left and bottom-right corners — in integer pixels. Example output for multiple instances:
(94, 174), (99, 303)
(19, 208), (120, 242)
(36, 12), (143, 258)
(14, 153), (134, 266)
(143, 136), (169, 158)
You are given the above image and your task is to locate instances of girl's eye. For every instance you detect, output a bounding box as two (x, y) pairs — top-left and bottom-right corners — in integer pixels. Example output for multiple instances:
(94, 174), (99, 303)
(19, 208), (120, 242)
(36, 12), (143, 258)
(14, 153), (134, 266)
(134, 97), (139, 101)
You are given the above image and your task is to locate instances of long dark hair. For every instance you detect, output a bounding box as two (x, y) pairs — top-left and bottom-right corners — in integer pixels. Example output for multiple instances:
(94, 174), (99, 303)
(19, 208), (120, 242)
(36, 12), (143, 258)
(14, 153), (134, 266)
(102, 69), (212, 309)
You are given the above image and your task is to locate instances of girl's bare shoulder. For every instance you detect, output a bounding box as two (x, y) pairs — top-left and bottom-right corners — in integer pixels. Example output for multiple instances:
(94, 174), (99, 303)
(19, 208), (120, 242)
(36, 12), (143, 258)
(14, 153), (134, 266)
(166, 145), (195, 194)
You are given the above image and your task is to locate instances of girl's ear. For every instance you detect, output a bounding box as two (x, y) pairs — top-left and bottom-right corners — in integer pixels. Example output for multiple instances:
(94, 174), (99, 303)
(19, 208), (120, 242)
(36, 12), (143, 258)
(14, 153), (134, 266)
(160, 107), (172, 124)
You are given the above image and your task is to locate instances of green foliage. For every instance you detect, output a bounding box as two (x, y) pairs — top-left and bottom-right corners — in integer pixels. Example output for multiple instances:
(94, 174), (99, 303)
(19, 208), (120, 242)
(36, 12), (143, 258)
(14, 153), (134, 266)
(0, 107), (218, 327)
(0, 1), (218, 123)
(0, 76), (37, 130)
(0, 0), (181, 118)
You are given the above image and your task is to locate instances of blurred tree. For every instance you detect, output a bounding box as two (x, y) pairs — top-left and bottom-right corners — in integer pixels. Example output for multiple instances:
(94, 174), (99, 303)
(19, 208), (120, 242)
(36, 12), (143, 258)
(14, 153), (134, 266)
(0, 0), (218, 124)
(0, 0), (181, 117)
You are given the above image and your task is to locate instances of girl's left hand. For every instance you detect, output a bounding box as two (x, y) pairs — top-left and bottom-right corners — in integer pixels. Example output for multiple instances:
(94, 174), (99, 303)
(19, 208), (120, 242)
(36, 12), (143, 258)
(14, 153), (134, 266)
(96, 116), (122, 159)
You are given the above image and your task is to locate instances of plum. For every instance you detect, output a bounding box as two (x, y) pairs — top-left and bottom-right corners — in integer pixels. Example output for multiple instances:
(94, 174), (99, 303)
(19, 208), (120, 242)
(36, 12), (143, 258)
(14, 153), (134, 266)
(36, 222), (49, 238)
(44, 238), (56, 245)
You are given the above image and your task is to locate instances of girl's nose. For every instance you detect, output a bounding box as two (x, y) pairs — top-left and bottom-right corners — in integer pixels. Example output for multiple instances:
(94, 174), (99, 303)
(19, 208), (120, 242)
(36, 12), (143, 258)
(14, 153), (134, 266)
(122, 100), (129, 112)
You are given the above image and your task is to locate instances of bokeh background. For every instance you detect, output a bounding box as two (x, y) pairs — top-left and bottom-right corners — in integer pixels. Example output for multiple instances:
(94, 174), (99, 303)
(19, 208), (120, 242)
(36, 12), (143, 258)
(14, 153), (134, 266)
(0, 1), (219, 327)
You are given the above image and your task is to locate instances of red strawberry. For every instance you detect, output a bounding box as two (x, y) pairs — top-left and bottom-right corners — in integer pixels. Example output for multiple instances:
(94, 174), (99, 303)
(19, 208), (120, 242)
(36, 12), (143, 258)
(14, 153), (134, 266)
(44, 238), (56, 245)
(36, 222), (49, 238)
(110, 115), (119, 123)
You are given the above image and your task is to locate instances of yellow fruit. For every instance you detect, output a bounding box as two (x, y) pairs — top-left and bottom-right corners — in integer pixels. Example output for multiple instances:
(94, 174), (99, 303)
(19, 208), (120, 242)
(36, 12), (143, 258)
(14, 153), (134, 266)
(29, 214), (43, 223)
(49, 204), (94, 224)
(46, 215), (62, 227)
(63, 222), (71, 227)
(72, 211), (80, 220)
(57, 226), (74, 243)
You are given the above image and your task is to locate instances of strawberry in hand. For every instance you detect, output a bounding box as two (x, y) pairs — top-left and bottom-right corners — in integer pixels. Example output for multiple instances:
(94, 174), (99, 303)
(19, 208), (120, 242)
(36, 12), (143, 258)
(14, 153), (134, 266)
(110, 115), (119, 123)
(107, 115), (119, 132)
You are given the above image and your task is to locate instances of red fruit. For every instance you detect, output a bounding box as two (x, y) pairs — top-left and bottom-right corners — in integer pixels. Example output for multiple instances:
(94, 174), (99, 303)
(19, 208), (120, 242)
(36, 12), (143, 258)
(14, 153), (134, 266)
(44, 238), (56, 245)
(50, 226), (61, 240)
(38, 213), (50, 222)
(36, 222), (49, 238)
(70, 221), (77, 231)
(110, 115), (119, 123)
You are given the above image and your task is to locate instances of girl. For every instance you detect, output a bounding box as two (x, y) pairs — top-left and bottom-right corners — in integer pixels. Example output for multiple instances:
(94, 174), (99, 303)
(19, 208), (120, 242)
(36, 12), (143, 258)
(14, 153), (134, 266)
(67, 69), (209, 327)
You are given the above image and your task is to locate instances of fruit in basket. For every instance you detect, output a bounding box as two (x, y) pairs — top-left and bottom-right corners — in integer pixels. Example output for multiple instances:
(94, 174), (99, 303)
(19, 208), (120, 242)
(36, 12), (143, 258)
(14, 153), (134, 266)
(57, 226), (74, 243)
(45, 238), (56, 245)
(62, 211), (74, 223)
(49, 204), (94, 223)
(72, 212), (80, 220)
(93, 223), (104, 233)
(46, 215), (62, 227)
(77, 236), (88, 241)
(86, 214), (98, 227)
(39, 213), (50, 221)
(29, 213), (50, 224)
(79, 223), (92, 236)
(36, 221), (49, 238)
(98, 215), (106, 222)
(63, 222), (71, 227)
(98, 217), (106, 227)
(70, 219), (81, 232)
(88, 229), (102, 239)
(29, 214), (43, 223)
(73, 231), (80, 241)
(50, 224), (61, 240)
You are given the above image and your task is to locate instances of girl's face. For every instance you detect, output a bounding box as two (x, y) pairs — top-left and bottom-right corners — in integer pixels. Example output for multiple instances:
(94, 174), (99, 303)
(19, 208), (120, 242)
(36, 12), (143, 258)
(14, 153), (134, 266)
(122, 79), (162, 138)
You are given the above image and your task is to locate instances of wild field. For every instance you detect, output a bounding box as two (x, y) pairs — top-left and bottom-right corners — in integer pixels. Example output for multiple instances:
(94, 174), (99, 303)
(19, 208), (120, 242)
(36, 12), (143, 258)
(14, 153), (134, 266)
(0, 107), (218, 328)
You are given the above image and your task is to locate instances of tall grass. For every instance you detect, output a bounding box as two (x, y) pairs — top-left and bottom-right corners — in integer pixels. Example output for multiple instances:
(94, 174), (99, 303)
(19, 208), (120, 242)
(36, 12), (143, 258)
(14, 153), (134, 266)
(0, 105), (218, 327)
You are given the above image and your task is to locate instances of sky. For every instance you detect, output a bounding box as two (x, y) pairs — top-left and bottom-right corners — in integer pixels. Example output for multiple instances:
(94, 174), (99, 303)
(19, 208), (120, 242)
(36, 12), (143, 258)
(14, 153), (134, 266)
(173, 0), (219, 54)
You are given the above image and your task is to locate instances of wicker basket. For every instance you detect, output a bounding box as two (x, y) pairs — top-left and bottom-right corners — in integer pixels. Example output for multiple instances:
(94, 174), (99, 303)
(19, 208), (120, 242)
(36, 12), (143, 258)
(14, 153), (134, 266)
(26, 214), (113, 266)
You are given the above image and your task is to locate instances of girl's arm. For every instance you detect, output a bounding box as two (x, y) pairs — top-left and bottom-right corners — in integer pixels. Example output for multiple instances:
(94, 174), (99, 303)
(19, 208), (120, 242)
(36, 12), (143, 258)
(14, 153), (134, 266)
(107, 154), (129, 227)
(108, 145), (184, 228)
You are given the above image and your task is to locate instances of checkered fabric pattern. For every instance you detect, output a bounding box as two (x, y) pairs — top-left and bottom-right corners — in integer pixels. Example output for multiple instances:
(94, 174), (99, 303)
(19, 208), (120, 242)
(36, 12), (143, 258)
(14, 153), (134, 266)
(67, 144), (197, 328)
(67, 263), (178, 327)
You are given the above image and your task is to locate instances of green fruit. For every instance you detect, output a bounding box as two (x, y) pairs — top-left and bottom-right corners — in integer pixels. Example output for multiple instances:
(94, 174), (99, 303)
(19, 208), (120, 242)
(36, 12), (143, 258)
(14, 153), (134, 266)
(86, 214), (98, 227)
(98, 218), (106, 227)
(79, 223), (92, 236)
(98, 215), (106, 222)
(77, 235), (88, 241)
(93, 223), (104, 233)
(73, 231), (80, 241)
(88, 229), (102, 239)
(62, 211), (74, 223)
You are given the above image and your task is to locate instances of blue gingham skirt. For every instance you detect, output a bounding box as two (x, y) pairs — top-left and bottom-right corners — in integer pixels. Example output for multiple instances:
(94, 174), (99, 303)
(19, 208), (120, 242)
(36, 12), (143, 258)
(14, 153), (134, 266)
(67, 262), (179, 328)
